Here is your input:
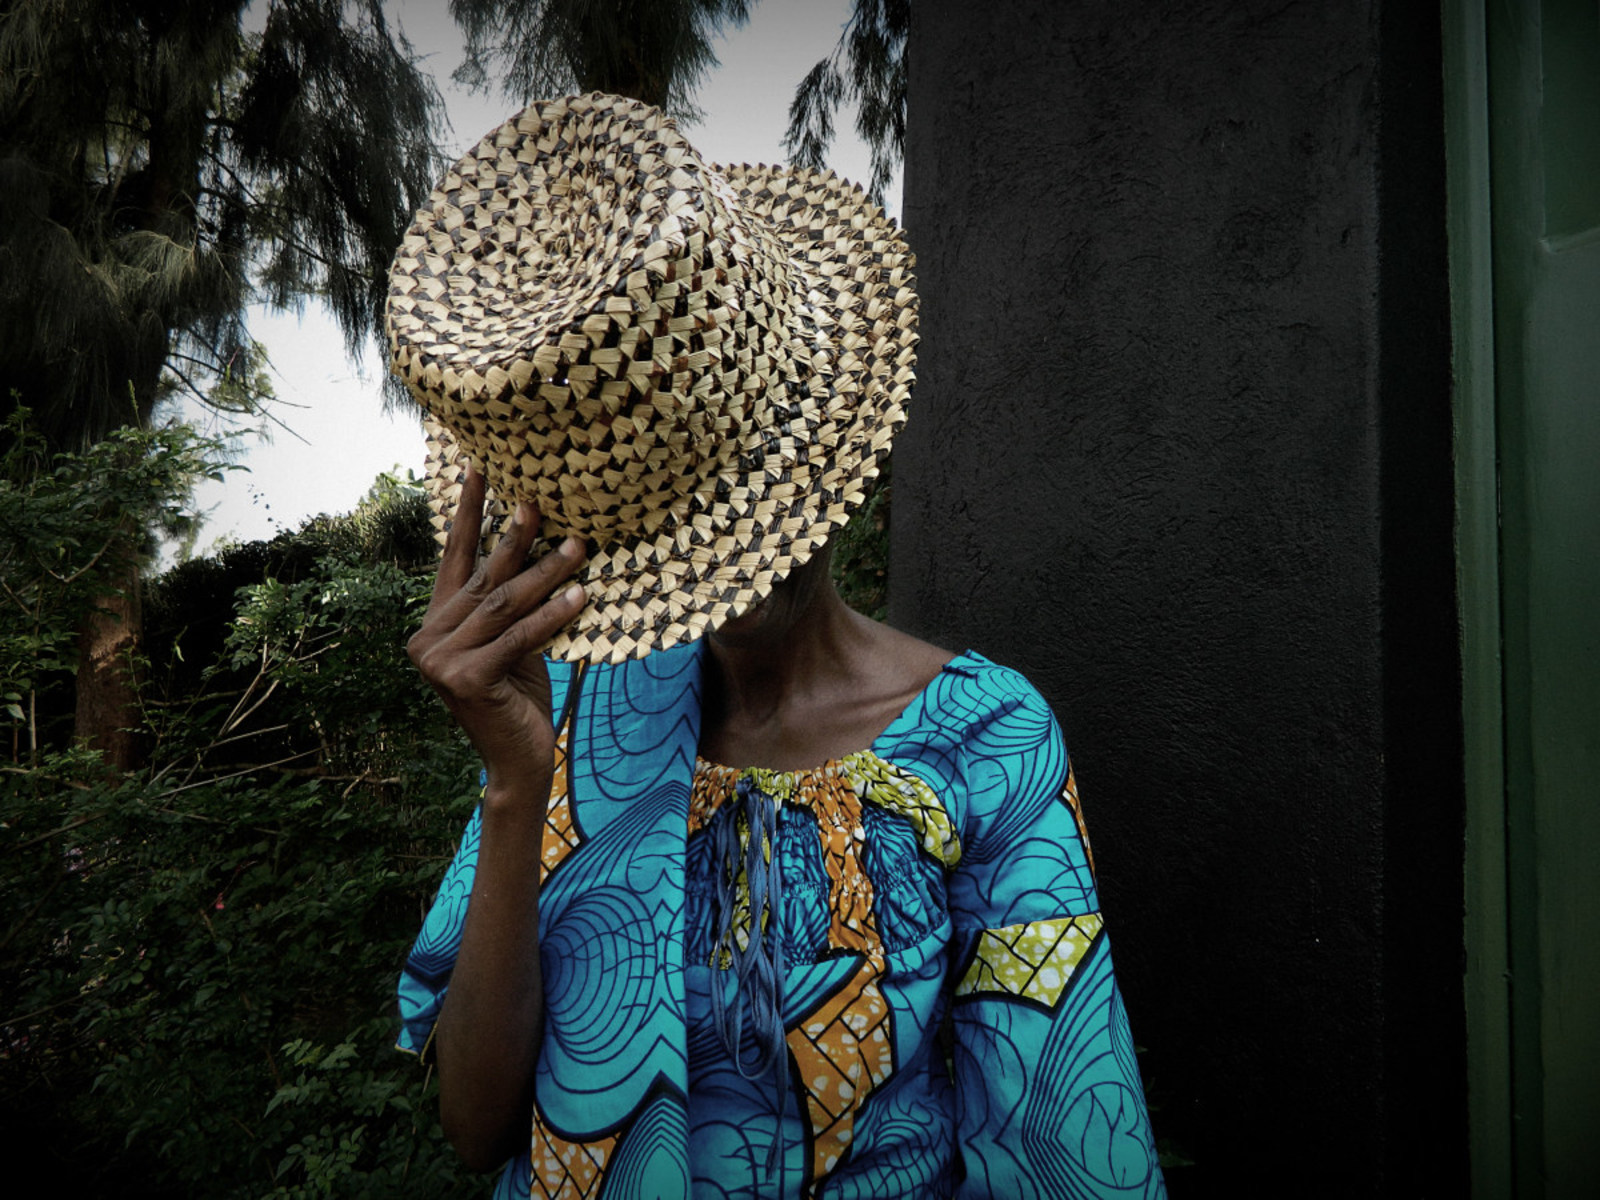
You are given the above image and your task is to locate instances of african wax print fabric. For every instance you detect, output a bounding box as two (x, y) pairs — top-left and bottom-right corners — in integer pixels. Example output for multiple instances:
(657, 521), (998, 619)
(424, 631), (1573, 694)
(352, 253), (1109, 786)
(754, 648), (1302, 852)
(398, 644), (1166, 1199)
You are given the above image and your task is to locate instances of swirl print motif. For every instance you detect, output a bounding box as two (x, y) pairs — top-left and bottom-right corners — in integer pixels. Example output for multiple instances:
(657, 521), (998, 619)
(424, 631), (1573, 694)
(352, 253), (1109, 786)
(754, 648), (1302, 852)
(398, 645), (1166, 1199)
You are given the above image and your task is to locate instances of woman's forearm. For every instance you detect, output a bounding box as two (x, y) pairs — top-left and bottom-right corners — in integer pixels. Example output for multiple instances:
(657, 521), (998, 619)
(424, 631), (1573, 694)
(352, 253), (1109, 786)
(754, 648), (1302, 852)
(434, 775), (549, 1171)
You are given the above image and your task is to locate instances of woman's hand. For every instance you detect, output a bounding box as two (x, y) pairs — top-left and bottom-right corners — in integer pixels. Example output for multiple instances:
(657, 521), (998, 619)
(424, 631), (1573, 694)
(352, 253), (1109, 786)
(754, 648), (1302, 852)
(407, 465), (586, 791)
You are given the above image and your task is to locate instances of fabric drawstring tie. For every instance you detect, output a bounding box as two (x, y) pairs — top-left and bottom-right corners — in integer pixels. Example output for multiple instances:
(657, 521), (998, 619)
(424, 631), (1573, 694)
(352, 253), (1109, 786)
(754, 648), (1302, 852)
(709, 773), (788, 1182)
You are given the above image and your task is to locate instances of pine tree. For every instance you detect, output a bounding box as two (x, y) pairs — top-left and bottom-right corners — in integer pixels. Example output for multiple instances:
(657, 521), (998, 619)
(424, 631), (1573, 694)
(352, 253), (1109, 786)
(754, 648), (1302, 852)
(0, 0), (445, 765)
(784, 0), (907, 204)
(448, 0), (753, 117)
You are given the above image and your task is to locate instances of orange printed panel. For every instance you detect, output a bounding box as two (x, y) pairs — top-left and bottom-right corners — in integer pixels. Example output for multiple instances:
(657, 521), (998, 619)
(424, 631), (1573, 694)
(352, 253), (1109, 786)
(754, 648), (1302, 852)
(1060, 764), (1095, 879)
(540, 728), (580, 882)
(687, 759), (726, 836)
(529, 1113), (617, 1200)
(787, 956), (894, 1181)
(809, 770), (879, 956)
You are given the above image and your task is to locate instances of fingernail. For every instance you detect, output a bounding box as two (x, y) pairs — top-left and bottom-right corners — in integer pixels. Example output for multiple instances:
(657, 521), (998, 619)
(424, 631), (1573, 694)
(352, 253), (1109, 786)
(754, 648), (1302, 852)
(512, 502), (529, 527)
(564, 583), (584, 604)
(562, 536), (583, 557)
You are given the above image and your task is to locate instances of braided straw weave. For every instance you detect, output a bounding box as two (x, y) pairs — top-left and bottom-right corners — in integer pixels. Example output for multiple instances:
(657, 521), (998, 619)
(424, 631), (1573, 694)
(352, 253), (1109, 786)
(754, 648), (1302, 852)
(387, 93), (917, 663)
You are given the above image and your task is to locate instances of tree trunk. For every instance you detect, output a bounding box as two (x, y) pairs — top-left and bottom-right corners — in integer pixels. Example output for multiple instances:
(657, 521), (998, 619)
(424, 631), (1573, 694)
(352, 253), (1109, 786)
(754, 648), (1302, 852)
(69, 315), (165, 772)
(74, 562), (142, 771)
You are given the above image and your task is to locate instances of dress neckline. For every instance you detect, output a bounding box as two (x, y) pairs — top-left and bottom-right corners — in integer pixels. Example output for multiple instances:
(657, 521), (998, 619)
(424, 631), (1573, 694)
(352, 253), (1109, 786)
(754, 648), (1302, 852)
(693, 648), (980, 776)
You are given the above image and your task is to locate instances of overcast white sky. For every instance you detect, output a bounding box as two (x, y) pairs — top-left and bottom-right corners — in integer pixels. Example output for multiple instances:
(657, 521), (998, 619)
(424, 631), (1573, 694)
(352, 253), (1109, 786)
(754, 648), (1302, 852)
(177, 0), (894, 557)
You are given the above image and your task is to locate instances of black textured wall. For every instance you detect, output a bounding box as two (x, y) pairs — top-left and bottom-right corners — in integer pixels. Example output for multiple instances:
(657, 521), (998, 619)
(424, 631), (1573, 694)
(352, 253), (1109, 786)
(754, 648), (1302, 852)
(893, 2), (1465, 1193)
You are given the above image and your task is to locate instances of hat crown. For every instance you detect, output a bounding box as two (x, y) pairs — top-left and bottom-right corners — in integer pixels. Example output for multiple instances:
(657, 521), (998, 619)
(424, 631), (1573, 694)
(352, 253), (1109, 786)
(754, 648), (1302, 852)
(387, 93), (806, 543)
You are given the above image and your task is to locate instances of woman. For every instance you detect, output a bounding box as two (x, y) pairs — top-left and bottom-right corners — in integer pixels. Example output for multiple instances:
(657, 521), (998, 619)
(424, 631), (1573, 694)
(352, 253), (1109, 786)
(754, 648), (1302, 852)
(394, 93), (1165, 1199)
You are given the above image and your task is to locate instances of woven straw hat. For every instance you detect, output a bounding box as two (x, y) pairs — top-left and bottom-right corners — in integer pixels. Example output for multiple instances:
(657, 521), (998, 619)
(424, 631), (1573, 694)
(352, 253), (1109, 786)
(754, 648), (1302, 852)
(386, 92), (917, 663)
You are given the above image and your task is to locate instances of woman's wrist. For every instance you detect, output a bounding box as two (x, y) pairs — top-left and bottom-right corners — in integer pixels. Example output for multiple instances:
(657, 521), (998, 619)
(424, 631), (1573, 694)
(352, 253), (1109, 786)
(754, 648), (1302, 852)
(481, 764), (553, 821)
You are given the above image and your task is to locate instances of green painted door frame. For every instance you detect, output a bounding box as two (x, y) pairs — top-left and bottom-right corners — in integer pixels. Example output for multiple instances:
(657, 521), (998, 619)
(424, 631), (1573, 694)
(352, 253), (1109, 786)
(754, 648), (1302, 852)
(1447, 1), (1600, 1196)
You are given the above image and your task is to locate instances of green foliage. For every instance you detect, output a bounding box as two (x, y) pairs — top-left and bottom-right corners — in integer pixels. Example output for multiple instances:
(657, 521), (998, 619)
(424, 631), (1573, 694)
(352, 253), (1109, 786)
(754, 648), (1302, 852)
(830, 457), (892, 621)
(0, 6), (908, 1187)
(210, 340), (278, 419)
(296, 471), (437, 573)
(0, 406), (229, 758)
(1, 464), (486, 1195)
(0, 742), (482, 1195)
(217, 555), (434, 778)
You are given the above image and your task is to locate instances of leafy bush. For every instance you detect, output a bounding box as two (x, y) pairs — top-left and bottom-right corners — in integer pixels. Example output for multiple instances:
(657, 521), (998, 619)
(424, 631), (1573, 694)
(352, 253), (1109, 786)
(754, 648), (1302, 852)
(144, 470), (434, 714)
(1, 442), (489, 1196)
(1, 742), (482, 1196)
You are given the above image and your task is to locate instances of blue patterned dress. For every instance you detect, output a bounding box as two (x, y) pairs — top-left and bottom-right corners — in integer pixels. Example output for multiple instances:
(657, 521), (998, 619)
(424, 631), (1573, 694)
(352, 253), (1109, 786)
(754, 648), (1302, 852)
(398, 644), (1166, 1199)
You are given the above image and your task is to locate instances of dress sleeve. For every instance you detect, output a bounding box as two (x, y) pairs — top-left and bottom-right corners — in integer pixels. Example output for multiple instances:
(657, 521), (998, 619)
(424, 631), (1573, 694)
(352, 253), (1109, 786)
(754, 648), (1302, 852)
(396, 797), (482, 1059)
(947, 671), (1166, 1199)
(395, 660), (575, 1060)
(396, 796), (533, 1199)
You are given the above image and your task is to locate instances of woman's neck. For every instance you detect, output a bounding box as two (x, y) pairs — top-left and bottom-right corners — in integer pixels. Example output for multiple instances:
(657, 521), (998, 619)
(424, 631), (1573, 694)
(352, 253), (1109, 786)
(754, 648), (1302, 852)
(700, 557), (862, 754)
(697, 554), (955, 771)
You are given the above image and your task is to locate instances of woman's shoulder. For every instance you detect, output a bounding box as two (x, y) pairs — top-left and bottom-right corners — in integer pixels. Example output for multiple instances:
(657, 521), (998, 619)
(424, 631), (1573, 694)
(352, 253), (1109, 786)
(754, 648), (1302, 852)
(871, 628), (1060, 760)
(903, 645), (1054, 729)
(857, 614), (958, 692)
